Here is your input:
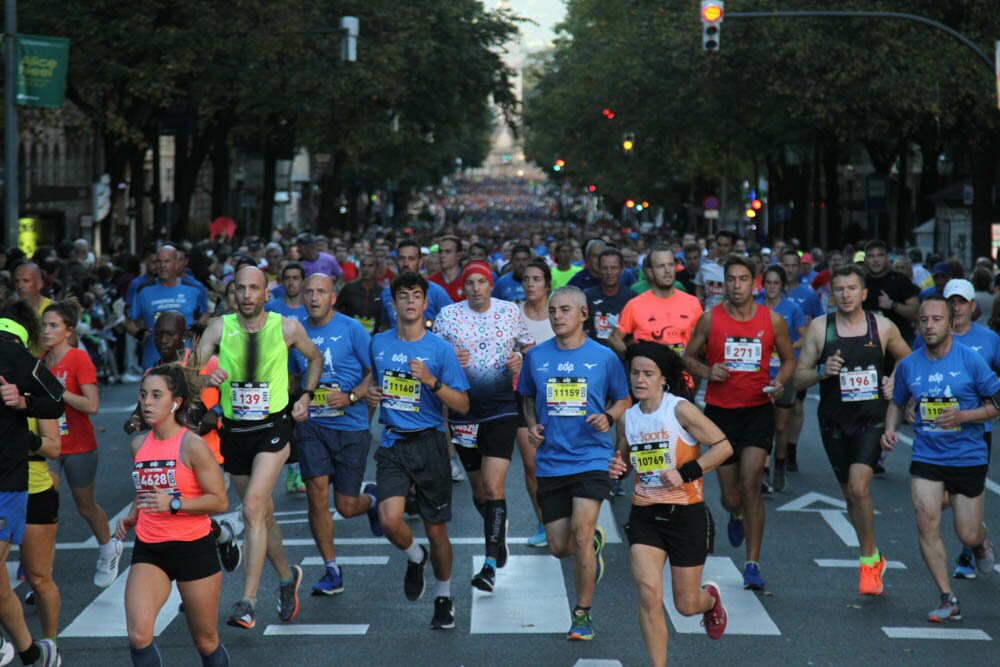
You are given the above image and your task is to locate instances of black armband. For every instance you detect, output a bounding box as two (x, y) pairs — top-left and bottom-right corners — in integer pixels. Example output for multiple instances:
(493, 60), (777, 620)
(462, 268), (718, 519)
(27, 432), (43, 452)
(678, 460), (703, 483)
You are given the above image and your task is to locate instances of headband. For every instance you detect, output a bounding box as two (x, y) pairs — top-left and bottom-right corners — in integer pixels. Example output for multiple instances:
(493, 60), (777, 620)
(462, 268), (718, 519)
(461, 261), (494, 287)
(0, 318), (29, 347)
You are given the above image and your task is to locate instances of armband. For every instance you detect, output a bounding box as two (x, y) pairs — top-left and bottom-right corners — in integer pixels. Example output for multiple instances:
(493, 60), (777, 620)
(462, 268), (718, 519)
(678, 460), (703, 483)
(27, 432), (43, 452)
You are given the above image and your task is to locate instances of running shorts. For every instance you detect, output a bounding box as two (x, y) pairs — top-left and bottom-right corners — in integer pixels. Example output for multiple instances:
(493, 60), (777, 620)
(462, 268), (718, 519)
(220, 411), (293, 476)
(536, 470), (612, 524)
(375, 429), (452, 524)
(131, 532), (220, 582)
(26, 487), (59, 525)
(293, 421), (370, 495)
(704, 403), (774, 466)
(454, 416), (519, 472)
(910, 461), (988, 499)
(819, 418), (884, 484)
(625, 502), (715, 568)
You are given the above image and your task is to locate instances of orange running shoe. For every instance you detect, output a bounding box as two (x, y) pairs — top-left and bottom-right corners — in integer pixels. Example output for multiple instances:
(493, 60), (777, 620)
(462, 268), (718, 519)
(859, 553), (886, 595)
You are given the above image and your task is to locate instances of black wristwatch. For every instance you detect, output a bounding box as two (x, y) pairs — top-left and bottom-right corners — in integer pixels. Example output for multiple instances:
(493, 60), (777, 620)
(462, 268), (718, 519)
(169, 497), (182, 515)
(303, 389), (316, 400)
(431, 378), (443, 393)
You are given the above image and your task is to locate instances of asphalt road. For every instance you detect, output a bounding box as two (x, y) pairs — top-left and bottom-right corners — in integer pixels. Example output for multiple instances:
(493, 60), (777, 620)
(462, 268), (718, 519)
(14, 382), (1000, 666)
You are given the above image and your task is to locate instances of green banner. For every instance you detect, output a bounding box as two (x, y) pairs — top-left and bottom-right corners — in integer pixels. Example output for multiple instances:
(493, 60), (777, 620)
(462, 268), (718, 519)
(16, 34), (70, 109)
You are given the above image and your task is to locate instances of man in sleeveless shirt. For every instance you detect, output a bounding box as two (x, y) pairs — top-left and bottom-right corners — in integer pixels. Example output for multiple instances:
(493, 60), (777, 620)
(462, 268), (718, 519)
(197, 266), (323, 630)
(683, 256), (795, 591)
(795, 265), (910, 596)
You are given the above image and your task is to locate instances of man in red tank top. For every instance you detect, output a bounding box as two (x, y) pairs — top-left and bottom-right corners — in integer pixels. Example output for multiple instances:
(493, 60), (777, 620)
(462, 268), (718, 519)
(683, 256), (795, 592)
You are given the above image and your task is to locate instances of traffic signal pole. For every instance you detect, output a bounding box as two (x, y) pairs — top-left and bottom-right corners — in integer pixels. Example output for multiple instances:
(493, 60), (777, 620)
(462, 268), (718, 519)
(4, 0), (17, 250)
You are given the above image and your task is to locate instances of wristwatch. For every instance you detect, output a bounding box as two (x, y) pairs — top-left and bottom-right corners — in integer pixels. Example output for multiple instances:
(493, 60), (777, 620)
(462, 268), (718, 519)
(431, 378), (443, 393)
(303, 389), (316, 401)
(169, 497), (182, 515)
(348, 391), (359, 405)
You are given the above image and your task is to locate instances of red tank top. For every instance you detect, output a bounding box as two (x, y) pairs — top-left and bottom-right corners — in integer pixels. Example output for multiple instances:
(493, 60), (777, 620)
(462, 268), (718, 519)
(704, 303), (774, 409)
(133, 427), (211, 543)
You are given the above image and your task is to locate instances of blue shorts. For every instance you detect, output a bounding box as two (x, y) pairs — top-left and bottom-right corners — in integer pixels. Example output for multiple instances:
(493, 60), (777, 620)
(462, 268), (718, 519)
(293, 421), (371, 496)
(0, 491), (29, 546)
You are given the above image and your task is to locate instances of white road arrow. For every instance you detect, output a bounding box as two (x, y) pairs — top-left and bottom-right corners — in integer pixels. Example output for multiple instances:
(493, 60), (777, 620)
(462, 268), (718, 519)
(777, 491), (858, 547)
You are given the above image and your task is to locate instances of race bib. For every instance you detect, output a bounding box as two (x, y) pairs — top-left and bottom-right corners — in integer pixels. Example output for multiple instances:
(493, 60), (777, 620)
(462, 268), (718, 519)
(546, 377), (588, 417)
(594, 313), (617, 340)
(724, 337), (762, 372)
(231, 382), (270, 421)
(132, 458), (179, 495)
(769, 351), (781, 370)
(58, 415), (69, 437)
(451, 423), (479, 448)
(309, 383), (344, 419)
(629, 442), (674, 488)
(357, 317), (375, 333)
(919, 397), (961, 432)
(840, 367), (879, 402)
(382, 370), (421, 412)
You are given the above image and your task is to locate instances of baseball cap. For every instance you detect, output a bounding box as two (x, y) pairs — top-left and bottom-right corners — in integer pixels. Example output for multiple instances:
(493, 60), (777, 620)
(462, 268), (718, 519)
(932, 261), (951, 276)
(943, 279), (975, 301)
(295, 233), (315, 246)
(801, 252), (814, 264)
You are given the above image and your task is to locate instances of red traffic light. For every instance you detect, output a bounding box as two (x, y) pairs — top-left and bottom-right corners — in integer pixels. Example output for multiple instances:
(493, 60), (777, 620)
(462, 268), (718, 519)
(588, 184), (597, 193)
(601, 108), (615, 120)
(555, 159), (565, 168)
(625, 199), (636, 209)
(701, 1), (723, 22)
(751, 198), (762, 210)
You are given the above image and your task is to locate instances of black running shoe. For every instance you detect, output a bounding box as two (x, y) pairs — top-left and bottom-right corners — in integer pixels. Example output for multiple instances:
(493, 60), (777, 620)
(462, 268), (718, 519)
(471, 563), (496, 593)
(404, 545), (428, 601)
(217, 519), (241, 572)
(431, 596), (455, 629)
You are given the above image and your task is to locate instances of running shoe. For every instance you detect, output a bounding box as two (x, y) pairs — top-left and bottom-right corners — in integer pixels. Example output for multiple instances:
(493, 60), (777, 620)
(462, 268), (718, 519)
(953, 547), (977, 579)
(743, 562), (765, 591)
(761, 469), (773, 496)
(873, 456), (887, 478)
(701, 581), (728, 640)
(593, 525), (607, 584)
(285, 468), (306, 494)
(928, 594), (961, 623)
(496, 518), (509, 569)
(16, 563), (24, 581)
(612, 479), (627, 497)
(120, 372), (143, 383)
(94, 538), (123, 588)
(226, 599), (256, 629)
(404, 545), (429, 601)
(973, 530), (995, 574)
(727, 514), (745, 548)
(471, 563), (496, 593)
(277, 565), (302, 621)
(0, 636), (13, 667)
(217, 519), (241, 572)
(312, 565), (344, 596)
(431, 596), (455, 629)
(859, 553), (886, 596)
(362, 483), (384, 537)
(450, 456), (466, 482)
(566, 609), (594, 641)
(772, 462), (787, 492)
(34, 639), (60, 667)
(527, 522), (548, 548)
(24, 590), (35, 605)
(786, 444), (799, 472)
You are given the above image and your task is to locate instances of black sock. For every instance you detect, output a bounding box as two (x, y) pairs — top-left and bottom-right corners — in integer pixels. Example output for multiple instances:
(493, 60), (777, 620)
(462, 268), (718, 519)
(485, 499), (507, 559)
(19, 644), (40, 666)
(473, 498), (487, 520)
(129, 643), (163, 667)
(200, 642), (231, 667)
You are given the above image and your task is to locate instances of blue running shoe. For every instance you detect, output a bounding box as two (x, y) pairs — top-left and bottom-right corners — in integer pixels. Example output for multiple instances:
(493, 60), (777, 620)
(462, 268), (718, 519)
(743, 562), (765, 591)
(312, 565), (344, 596)
(363, 483), (384, 537)
(953, 547), (977, 580)
(593, 525), (607, 584)
(566, 609), (594, 641)
(527, 522), (547, 548)
(727, 513), (745, 548)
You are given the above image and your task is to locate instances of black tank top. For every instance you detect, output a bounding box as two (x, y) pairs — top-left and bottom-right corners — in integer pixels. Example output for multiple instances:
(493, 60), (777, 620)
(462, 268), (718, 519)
(818, 311), (885, 428)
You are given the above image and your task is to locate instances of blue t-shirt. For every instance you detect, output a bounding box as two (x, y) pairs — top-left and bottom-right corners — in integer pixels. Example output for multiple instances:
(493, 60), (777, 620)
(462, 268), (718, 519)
(265, 298), (308, 323)
(125, 273), (155, 313)
(291, 314), (371, 431)
(517, 338), (630, 477)
(369, 329), (469, 447)
(918, 286), (944, 302)
(893, 341), (1000, 466)
(913, 324), (1000, 433)
(380, 282), (453, 327)
(132, 278), (208, 368)
(786, 284), (824, 320)
(755, 296), (806, 378)
(492, 272), (525, 304)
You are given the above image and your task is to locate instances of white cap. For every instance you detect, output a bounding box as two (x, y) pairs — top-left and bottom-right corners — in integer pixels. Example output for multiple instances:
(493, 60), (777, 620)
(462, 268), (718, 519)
(943, 278), (975, 301)
(761, 247), (772, 255)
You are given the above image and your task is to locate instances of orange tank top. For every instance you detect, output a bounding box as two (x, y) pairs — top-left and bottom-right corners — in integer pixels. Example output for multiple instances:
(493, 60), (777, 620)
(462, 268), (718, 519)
(133, 427), (211, 543)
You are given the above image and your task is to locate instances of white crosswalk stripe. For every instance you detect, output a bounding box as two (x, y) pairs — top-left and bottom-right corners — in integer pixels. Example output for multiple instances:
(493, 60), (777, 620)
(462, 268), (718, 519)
(62, 567), (182, 638)
(470, 555), (571, 634)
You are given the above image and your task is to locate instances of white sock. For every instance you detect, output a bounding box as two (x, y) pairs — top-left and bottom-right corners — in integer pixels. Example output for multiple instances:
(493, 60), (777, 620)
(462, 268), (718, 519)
(404, 541), (424, 563)
(216, 522), (233, 544)
(98, 540), (117, 558)
(433, 577), (451, 598)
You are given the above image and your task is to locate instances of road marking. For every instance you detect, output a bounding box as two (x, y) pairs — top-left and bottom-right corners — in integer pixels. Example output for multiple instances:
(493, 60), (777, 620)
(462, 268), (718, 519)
(84, 503), (135, 547)
(103, 404), (139, 414)
(664, 557), (780, 636)
(470, 555), (570, 634)
(987, 479), (1000, 498)
(819, 509), (859, 547)
(574, 661), (623, 667)
(47, 536), (552, 550)
(777, 491), (846, 513)
(598, 501), (622, 543)
(264, 624), (368, 636)
(62, 567), (181, 637)
(882, 627), (991, 640)
(301, 556), (389, 566)
(815, 559), (907, 569)
(6, 561), (24, 591)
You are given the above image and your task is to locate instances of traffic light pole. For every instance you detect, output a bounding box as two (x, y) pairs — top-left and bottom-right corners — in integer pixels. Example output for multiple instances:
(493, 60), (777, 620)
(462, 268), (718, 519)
(724, 10), (994, 75)
(4, 0), (17, 250)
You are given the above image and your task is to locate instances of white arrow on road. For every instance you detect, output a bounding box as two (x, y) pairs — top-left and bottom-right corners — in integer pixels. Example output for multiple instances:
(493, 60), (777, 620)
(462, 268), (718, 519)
(777, 491), (858, 547)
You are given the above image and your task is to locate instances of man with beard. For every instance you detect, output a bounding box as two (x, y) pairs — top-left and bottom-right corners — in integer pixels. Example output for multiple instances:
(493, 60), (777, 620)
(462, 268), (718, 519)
(265, 262), (308, 323)
(584, 249), (635, 347)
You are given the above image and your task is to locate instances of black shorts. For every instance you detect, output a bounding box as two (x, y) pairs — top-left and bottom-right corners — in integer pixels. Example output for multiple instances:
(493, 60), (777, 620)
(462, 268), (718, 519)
(774, 379), (796, 408)
(26, 487), (59, 525)
(704, 403), (774, 466)
(986, 430), (993, 463)
(220, 411), (293, 476)
(131, 532), (221, 582)
(375, 429), (452, 524)
(625, 503), (715, 568)
(819, 418), (884, 484)
(294, 421), (370, 495)
(536, 470), (612, 524)
(795, 389), (807, 402)
(910, 460), (988, 498)
(454, 416), (519, 472)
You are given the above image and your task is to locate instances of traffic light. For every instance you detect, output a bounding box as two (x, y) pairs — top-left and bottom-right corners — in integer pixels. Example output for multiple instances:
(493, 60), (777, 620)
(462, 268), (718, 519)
(622, 132), (635, 154)
(751, 198), (762, 211)
(625, 199), (636, 209)
(588, 184), (597, 193)
(602, 108), (615, 120)
(701, 1), (724, 51)
(553, 159), (565, 172)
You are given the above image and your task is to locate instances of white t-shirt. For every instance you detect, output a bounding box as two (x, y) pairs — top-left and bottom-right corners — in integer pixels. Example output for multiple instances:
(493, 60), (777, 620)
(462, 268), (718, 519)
(522, 304), (555, 345)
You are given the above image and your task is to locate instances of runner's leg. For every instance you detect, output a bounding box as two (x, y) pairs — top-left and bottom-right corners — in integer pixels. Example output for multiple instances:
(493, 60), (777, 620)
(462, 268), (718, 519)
(0, 542), (33, 651)
(739, 447), (768, 563)
(305, 475), (334, 562)
(950, 492), (987, 549)
(21, 523), (60, 638)
(630, 544), (668, 667)
(125, 563), (172, 652)
(911, 477), (949, 595)
(569, 497), (602, 608)
(516, 428), (543, 523)
(845, 463), (877, 557)
(177, 572), (223, 656)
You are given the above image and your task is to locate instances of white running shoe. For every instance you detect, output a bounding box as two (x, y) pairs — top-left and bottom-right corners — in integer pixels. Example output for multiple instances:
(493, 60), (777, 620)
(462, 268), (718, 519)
(94, 538), (123, 588)
(0, 636), (15, 667)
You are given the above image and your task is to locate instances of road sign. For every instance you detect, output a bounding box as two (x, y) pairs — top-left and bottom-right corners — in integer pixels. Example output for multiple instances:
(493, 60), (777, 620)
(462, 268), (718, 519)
(703, 195), (720, 210)
(704, 209), (720, 220)
(996, 40), (999, 110)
